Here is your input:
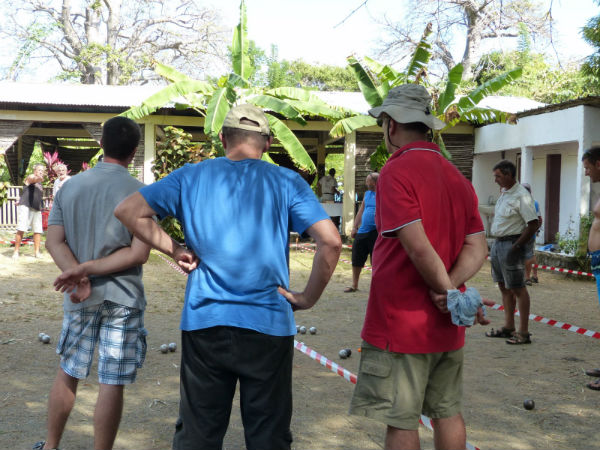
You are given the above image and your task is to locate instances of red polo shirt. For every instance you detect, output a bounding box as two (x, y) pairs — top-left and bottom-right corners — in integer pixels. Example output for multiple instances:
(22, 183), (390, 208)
(361, 141), (484, 354)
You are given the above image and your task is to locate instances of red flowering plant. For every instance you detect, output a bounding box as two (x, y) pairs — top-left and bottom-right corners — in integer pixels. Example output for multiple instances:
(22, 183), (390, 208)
(43, 151), (70, 187)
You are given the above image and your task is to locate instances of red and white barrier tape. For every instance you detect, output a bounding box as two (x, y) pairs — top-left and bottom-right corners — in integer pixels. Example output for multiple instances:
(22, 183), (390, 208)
(485, 299), (600, 339)
(486, 256), (594, 278)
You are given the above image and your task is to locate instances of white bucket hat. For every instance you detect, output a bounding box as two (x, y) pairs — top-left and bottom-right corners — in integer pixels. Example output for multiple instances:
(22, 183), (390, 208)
(368, 84), (446, 131)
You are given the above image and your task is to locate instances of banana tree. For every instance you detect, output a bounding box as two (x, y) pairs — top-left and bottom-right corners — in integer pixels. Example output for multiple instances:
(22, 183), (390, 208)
(329, 23), (523, 169)
(121, 0), (349, 174)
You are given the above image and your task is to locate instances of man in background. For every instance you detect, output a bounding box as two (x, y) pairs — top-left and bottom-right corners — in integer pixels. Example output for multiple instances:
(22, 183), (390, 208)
(345, 172), (378, 293)
(485, 160), (538, 345)
(13, 163), (46, 259)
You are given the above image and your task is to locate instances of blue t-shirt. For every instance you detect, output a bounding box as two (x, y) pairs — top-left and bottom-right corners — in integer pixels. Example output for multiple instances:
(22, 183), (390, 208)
(140, 157), (329, 336)
(357, 190), (376, 233)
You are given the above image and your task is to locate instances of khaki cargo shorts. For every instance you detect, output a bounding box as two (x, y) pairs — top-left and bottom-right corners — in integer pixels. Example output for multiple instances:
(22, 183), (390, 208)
(349, 341), (464, 430)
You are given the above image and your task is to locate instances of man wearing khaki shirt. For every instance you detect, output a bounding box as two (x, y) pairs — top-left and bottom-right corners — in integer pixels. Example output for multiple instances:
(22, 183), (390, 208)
(485, 160), (539, 344)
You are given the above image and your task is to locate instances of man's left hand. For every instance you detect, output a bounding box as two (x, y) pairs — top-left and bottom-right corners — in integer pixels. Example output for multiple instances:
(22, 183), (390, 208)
(278, 286), (315, 311)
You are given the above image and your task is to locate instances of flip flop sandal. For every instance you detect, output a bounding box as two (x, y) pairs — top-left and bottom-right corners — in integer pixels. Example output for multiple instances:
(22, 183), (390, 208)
(586, 379), (600, 391)
(585, 368), (600, 377)
(344, 287), (358, 293)
(506, 332), (532, 345)
(485, 327), (515, 338)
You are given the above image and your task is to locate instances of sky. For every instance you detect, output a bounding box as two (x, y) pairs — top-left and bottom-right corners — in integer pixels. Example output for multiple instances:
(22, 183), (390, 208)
(212, 0), (599, 67)
(2, 0), (599, 82)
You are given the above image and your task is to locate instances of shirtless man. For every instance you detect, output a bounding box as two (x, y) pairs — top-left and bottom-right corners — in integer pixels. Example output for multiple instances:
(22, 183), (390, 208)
(582, 147), (600, 390)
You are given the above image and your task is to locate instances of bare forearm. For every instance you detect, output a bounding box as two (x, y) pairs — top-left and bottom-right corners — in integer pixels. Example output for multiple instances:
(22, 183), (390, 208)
(78, 243), (149, 277)
(302, 241), (341, 306)
(516, 221), (538, 247)
(127, 216), (181, 259)
(448, 233), (488, 287)
(407, 246), (455, 293)
(46, 240), (80, 272)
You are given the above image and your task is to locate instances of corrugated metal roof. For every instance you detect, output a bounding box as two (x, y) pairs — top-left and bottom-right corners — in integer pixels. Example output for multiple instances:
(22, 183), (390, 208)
(0, 81), (557, 118)
(0, 81), (163, 108)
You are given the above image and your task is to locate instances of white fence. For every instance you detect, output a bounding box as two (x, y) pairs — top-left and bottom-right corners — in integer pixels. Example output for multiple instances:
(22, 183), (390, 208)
(0, 186), (52, 230)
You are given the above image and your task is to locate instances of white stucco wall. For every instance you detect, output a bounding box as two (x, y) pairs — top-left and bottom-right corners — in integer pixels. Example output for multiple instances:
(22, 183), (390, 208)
(472, 104), (600, 242)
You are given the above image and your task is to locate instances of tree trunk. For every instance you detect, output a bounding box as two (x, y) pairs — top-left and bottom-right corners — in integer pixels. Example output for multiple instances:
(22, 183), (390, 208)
(82, 2), (103, 84)
(461, 5), (482, 81)
(105, 0), (122, 85)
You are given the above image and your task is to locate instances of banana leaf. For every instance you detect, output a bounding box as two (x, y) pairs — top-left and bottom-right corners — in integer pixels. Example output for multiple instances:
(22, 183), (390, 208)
(267, 115), (315, 173)
(437, 64), (463, 113)
(246, 95), (307, 125)
(231, 0), (251, 80)
(204, 87), (232, 136)
(265, 87), (317, 102)
(457, 67), (523, 112)
(347, 55), (383, 108)
(261, 152), (277, 164)
(329, 115), (377, 139)
(433, 132), (452, 160)
(363, 56), (400, 84)
(405, 23), (433, 83)
(285, 99), (347, 120)
(121, 80), (211, 120)
(226, 72), (250, 89)
(456, 107), (517, 125)
(155, 62), (194, 84)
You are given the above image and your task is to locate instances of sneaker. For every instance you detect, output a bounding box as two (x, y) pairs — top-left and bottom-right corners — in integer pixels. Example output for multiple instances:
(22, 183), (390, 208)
(35, 252), (42, 258)
(531, 276), (538, 283)
(525, 279), (532, 286)
(12, 252), (19, 260)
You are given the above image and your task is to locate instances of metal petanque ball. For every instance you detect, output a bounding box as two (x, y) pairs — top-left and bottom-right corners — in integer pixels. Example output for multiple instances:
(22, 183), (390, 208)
(339, 349), (349, 359)
(41, 334), (51, 344)
(168, 342), (177, 352)
(523, 399), (535, 410)
(299, 326), (307, 334)
(160, 344), (168, 354)
(309, 327), (317, 335)
(38, 332), (45, 341)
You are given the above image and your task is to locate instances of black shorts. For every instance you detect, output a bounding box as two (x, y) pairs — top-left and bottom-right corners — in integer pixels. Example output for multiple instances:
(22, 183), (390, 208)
(173, 326), (294, 450)
(352, 230), (378, 267)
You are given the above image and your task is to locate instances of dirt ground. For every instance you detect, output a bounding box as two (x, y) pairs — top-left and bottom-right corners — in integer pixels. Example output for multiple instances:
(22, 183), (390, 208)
(2, 236), (600, 450)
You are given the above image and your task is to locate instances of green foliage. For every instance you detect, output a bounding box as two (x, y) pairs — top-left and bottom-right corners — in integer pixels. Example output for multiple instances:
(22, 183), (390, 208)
(582, 4), (600, 80)
(0, 180), (10, 206)
(555, 215), (594, 270)
(474, 48), (600, 103)
(370, 141), (389, 171)
(153, 126), (215, 242)
(122, 0), (357, 175)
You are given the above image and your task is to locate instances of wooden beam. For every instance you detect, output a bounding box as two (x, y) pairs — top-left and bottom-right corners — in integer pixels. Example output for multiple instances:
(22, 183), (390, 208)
(24, 128), (91, 138)
(55, 140), (100, 147)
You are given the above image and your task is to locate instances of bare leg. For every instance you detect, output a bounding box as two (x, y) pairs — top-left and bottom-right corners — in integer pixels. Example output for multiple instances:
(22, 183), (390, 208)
(44, 368), (79, 449)
(512, 286), (530, 334)
(531, 256), (538, 279)
(432, 414), (466, 450)
(13, 230), (24, 257)
(93, 384), (124, 450)
(498, 283), (517, 330)
(385, 426), (420, 450)
(34, 232), (42, 257)
(525, 257), (533, 280)
(351, 266), (362, 290)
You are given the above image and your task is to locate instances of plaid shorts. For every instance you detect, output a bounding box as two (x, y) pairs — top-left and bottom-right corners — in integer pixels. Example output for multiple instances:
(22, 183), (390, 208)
(57, 300), (147, 385)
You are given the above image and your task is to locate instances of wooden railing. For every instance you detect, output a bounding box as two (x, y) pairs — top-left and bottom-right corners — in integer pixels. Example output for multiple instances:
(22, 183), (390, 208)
(0, 186), (53, 230)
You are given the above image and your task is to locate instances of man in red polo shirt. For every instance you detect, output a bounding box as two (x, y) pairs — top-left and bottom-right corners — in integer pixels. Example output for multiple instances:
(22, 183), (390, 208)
(349, 84), (489, 450)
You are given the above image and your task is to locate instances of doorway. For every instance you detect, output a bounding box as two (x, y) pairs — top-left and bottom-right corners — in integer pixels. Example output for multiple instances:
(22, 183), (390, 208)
(544, 154), (561, 243)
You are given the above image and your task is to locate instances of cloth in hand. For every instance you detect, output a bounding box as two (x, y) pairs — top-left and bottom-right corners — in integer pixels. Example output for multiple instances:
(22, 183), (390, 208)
(446, 287), (485, 327)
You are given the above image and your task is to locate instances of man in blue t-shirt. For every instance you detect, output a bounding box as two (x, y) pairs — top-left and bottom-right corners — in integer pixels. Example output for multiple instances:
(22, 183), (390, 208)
(115, 104), (341, 450)
(345, 172), (379, 292)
